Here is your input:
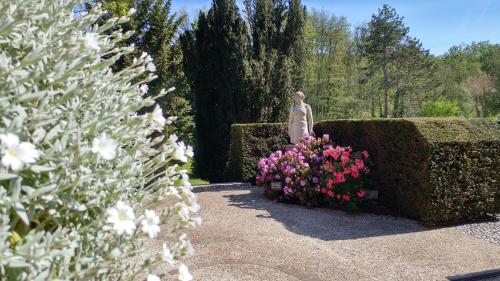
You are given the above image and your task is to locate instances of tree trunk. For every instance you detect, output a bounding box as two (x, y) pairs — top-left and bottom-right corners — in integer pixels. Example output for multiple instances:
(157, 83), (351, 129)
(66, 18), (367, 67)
(393, 88), (401, 118)
(474, 96), (481, 117)
(383, 49), (389, 118)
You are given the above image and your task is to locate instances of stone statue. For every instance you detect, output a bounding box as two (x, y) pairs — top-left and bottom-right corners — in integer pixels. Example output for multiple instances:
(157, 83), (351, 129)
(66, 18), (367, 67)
(288, 91), (313, 144)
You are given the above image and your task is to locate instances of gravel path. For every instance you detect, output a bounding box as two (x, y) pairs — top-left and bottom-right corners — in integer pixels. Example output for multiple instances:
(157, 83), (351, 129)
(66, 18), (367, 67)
(147, 185), (500, 281)
(455, 215), (500, 246)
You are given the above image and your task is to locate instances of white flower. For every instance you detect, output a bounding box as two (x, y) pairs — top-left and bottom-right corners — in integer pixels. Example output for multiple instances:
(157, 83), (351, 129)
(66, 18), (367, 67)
(92, 133), (117, 160)
(163, 243), (176, 265)
(147, 105), (166, 131)
(178, 264), (193, 281)
(83, 33), (100, 51)
(166, 116), (177, 125)
(0, 133), (41, 171)
(168, 134), (179, 144)
(185, 145), (194, 158)
(141, 209), (160, 238)
(179, 234), (194, 257)
(166, 87), (176, 93)
(110, 248), (122, 259)
(140, 84), (149, 94)
(106, 201), (136, 235)
(173, 141), (188, 163)
(146, 62), (156, 72)
(147, 274), (160, 281)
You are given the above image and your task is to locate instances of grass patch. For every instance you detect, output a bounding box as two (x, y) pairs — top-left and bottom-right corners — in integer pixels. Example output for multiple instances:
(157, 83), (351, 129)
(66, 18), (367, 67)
(180, 160), (209, 186)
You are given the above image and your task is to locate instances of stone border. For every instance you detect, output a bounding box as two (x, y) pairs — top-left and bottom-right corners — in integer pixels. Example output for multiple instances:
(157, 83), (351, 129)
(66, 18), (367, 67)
(192, 182), (252, 192)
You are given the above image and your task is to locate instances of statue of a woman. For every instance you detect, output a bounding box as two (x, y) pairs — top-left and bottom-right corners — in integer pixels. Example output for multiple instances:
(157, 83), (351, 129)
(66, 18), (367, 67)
(288, 91), (313, 144)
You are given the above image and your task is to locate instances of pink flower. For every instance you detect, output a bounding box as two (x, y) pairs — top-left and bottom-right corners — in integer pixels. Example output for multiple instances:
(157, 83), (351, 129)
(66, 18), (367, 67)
(321, 187), (327, 194)
(336, 194), (341, 200)
(333, 172), (346, 184)
(350, 166), (360, 178)
(312, 177), (319, 184)
(357, 189), (366, 198)
(343, 193), (350, 202)
(340, 155), (348, 167)
(327, 191), (334, 198)
(362, 151), (369, 158)
(327, 178), (334, 189)
(285, 177), (292, 184)
(300, 180), (306, 186)
(284, 186), (293, 195)
(355, 159), (364, 169)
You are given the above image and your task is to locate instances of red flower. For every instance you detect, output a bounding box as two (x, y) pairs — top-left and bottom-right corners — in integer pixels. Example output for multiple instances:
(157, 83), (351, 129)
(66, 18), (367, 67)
(327, 191), (334, 198)
(357, 189), (366, 198)
(321, 187), (327, 194)
(342, 193), (350, 202)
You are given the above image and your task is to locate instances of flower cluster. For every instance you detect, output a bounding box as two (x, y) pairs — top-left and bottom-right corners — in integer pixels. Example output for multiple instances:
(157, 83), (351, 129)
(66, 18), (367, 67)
(257, 135), (369, 209)
(0, 1), (198, 280)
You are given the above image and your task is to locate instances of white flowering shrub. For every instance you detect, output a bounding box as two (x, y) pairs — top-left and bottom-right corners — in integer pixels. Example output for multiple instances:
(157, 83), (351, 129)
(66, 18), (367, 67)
(0, 1), (199, 280)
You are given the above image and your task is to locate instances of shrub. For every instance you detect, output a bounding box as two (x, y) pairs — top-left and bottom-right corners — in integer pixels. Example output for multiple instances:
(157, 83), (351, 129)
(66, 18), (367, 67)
(420, 100), (461, 117)
(256, 135), (370, 210)
(0, 1), (199, 280)
(225, 123), (289, 182)
(314, 118), (500, 224)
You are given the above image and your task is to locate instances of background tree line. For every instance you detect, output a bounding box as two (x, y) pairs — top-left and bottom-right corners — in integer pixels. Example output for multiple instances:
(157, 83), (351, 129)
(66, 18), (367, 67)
(99, 0), (499, 182)
(304, 4), (499, 120)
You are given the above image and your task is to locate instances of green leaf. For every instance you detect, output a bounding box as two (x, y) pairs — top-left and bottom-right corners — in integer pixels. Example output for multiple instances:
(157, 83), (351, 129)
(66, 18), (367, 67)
(0, 173), (18, 181)
(14, 203), (29, 225)
(30, 165), (56, 174)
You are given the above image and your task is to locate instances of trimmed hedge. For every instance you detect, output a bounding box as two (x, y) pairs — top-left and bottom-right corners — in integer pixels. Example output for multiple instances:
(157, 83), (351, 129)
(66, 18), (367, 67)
(225, 123), (288, 182)
(314, 118), (500, 224)
(227, 118), (500, 224)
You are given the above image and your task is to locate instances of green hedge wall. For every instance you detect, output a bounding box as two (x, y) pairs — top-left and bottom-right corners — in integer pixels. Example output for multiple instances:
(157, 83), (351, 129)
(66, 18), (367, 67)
(314, 118), (500, 224)
(227, 118), (500, 224)
(225, 123), (288, 182)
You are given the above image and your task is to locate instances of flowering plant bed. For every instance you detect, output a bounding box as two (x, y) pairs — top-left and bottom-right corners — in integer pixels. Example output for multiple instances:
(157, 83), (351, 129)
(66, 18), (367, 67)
(256, 135), (370, 211)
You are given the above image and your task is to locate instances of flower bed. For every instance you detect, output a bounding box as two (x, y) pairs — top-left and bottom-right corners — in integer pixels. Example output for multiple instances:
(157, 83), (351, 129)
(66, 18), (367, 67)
(256, 135), (370, 210)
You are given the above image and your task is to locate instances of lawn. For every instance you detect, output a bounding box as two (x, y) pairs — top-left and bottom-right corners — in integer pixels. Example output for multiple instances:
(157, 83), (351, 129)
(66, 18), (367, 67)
(180, 160), (209, 186)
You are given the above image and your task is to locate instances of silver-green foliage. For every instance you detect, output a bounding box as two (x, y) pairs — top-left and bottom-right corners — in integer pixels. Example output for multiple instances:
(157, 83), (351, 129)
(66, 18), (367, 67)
(0, 0), (199, 280)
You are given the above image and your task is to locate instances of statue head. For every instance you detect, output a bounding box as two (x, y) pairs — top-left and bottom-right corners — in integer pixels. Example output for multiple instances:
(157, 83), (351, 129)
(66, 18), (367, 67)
(293, 91), (305, 104)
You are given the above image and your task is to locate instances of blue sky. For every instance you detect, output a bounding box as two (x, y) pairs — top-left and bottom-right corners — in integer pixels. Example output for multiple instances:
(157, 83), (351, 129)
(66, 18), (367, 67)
(171, 0), (500, 55)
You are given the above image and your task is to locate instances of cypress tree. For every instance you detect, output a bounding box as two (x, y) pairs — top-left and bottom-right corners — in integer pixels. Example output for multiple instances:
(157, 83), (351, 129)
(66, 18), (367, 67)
(181, 0), (250, 182)
(244, 0), (306, 122)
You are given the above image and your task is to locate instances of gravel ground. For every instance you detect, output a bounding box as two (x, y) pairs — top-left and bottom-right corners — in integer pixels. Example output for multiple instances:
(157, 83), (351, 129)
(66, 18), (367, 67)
(455, 215), (500, 246)
(145, 185), (500, 281)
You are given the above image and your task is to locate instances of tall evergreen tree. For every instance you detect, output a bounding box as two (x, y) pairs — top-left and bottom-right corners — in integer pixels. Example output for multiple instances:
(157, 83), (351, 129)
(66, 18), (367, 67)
(181, 0), (250, 181)
(100, 0), (195, 143)
(362, 4), (408, 118)
(244, 0), (306, 122)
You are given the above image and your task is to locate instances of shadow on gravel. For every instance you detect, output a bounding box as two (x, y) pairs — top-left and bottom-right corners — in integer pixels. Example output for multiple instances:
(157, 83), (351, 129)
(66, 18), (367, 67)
(223, 187), (429, 241)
